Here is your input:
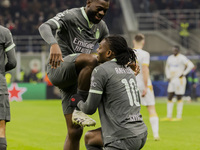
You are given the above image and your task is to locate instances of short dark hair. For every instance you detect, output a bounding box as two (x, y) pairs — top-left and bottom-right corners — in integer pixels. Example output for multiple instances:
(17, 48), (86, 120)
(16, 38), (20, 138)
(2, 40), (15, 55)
(173, 45), (180, 51)
(134, 33), (145, 42)
(104, 35), (137, 66)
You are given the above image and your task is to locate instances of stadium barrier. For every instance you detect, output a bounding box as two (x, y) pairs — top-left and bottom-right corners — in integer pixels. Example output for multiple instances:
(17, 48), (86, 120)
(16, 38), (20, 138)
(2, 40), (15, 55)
(7, 82), (59, 101)
(152, 81), (200, 97)
(7, 82), (199, 101)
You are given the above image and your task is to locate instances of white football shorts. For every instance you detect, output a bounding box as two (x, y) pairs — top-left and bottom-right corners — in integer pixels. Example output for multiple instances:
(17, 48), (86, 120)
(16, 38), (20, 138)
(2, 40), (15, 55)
(139, 85), (155, 106)
(167, 77), (186, 95)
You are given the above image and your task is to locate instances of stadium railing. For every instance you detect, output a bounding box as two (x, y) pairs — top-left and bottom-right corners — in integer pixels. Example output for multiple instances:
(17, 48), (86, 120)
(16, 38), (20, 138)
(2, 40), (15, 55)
(135, 9), (200, 54)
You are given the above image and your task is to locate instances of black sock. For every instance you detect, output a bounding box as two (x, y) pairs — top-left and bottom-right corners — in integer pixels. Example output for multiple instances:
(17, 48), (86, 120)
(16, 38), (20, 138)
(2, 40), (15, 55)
(77, 89), (88, 101)
(85, 144), (103, 150)
(75, 89), (88, 111)
(0, 137), (7, 150)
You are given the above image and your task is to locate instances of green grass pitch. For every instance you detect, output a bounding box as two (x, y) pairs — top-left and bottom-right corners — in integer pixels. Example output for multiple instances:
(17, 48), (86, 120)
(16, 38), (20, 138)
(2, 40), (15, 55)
(7, 98), (200, 150)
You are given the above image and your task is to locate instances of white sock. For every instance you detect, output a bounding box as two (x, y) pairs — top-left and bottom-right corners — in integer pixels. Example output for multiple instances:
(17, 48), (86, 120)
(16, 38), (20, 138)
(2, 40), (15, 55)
(167, 101), (174, 118)
(177, 100), (183, 118)
(149, 116), (159, 138)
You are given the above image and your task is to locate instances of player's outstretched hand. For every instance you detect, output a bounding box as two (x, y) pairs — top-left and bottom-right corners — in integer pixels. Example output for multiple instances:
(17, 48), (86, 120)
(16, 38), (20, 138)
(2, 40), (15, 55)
(49, 44), (64, 69)
(69, 94), (84, 107)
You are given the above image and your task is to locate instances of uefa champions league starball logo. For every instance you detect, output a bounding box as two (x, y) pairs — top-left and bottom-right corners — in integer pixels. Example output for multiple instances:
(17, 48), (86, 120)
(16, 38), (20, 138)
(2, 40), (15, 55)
(8, 83), (27, 102)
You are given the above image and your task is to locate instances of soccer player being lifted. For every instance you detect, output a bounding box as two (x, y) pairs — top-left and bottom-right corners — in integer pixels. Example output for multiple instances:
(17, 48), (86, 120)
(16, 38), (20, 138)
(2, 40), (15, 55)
(38, 0), (110, 150)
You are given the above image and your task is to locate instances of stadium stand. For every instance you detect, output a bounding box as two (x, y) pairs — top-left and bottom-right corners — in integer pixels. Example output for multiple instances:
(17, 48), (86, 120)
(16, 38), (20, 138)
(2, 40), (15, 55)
(1, 0), (199, 99)
(0, 0), (122, 35)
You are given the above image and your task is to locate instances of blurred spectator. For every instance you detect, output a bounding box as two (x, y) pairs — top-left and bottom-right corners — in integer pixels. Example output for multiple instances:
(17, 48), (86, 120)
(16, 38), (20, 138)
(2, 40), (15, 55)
(179, 18), (190, 48)
(185, 66), (199, 101)
(5, 73), (12, 84)
(26, 59), (43, 83)
(0, 0), (122, 35)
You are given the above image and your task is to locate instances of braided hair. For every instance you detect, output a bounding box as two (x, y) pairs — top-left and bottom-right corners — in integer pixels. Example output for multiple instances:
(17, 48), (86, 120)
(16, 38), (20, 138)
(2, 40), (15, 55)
(104, 35), (137, 66)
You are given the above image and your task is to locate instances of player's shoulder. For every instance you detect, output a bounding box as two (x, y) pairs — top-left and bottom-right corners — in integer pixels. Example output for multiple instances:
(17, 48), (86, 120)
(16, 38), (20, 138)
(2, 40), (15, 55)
(167, 54), (174, 59)
(136, 49), (149, 57)
(92, 64), (106, 77)
(142, 49), (149, 55)
(98, 19), (107, 27)
(0, 25), (11, 40)
(179, 54), (190, 61)
(0, 25), (10, 34)
(67, 7), (81, 17)
(56, 7), (81, 20)
(96, 61), (113, 72)
(68, 7), (81, 15)
(178, 53), (186, 58)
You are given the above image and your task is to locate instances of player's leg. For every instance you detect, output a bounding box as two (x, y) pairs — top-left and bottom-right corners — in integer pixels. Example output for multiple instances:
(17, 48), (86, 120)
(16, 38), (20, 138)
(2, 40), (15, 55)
(47, 55), (84, 150)
(75, 53), (98, 92)
(0, 94), (10, 150)
(173, 77), (186, 121)
(0, 120), (6, 150)
(142, 87), (159, 140)
(147, 105), (159, 140)
(84, 128), (103, 150)
(72, 54), (98, 127)
(161, 92), (174, 121)
(174, 94), (183, 121)
(162, 78), (176, 121)
(167, 92), (175, 119)
(61, 86), (84, 150)
(63, 114), (83, 150)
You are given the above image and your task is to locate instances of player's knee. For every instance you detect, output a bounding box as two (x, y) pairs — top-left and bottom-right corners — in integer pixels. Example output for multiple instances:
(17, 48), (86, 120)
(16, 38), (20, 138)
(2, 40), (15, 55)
(0, 122), (6, 137)
(68, 126), (83, 140)
(85, 55), (98, 69)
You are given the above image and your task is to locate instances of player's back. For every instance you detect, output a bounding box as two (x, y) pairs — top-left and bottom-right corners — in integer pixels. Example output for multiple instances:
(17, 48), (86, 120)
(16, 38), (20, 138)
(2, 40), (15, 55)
(96, 59), (147, 145)
(134, 49), (152, 88)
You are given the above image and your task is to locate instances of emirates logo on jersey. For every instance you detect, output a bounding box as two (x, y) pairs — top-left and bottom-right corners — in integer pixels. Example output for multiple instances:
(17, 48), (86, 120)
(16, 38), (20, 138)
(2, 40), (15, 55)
(73, 37), (95, 54)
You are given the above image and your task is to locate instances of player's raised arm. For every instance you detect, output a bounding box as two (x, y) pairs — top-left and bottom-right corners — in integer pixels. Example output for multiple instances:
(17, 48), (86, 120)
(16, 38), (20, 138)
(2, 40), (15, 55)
(38, 21), (63, 69)
(181, 58), (194, 78)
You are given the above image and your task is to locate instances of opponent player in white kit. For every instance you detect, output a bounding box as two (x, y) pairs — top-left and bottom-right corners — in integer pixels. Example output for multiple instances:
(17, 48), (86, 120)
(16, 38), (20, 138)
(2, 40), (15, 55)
(162, 45), (194, 121)
(133, 33), (160, 141)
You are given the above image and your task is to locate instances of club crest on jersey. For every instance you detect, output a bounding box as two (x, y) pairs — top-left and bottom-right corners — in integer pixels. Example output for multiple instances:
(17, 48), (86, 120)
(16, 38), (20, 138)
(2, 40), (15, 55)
(77, 27), (83, 33)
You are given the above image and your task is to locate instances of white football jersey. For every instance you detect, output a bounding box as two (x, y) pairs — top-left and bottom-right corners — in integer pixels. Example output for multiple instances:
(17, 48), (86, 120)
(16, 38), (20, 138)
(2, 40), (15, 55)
(165, 54), (194, 79)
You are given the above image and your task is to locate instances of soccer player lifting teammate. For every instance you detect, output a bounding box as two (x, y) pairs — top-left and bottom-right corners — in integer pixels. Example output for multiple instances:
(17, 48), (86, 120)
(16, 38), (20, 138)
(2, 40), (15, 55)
(70, 35), (148, 150)
(38, 0), (110, 150)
